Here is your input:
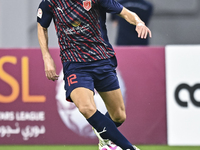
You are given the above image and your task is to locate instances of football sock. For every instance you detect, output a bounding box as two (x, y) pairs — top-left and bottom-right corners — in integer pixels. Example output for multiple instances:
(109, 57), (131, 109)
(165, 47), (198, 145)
(105, 112), (122, 127)
(87, 110), (134, 150)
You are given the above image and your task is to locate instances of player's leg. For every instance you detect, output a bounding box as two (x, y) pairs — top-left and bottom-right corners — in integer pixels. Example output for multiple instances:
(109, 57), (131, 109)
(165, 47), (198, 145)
(70, 87), (134, 150)
(99, 88), (126, 126)
(63, 59), (135, 150)
(70, 87), (96, 119)
(92, 69), (137, 149)
(93, 89), (140, 150)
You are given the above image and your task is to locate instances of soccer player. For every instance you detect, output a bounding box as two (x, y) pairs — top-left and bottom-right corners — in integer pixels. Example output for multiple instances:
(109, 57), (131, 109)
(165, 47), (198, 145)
(37, 0), (151, 150)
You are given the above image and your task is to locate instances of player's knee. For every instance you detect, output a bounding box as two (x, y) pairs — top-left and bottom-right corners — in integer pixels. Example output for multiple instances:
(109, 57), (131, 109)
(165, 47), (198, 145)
(112, 112), (126, 123)
(78, 104), (96, 119)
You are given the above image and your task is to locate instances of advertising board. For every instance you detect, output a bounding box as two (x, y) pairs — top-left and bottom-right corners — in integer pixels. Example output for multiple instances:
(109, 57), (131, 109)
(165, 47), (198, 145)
(0, 47), (166, 144)
(166, 45), (200, 145)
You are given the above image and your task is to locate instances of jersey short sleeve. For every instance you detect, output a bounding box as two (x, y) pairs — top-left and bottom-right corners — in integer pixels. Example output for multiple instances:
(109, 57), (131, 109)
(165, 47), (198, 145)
(98, 0), (123, 14)
(37, 0), (53, 28)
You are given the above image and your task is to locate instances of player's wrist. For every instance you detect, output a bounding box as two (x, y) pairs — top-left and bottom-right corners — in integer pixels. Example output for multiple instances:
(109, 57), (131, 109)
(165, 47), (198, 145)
(136, 21), (145, 26)
(42, 51), (52, 60)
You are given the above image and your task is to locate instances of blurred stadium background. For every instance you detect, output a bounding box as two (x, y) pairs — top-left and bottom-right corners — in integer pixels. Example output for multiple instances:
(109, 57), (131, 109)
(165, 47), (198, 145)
(0, 0), (200, 47)
(0, 0), (200, 150)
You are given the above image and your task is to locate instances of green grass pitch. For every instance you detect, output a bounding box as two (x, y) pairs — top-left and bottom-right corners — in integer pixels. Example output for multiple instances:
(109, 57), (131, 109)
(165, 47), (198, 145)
(1, 145), (200, 150)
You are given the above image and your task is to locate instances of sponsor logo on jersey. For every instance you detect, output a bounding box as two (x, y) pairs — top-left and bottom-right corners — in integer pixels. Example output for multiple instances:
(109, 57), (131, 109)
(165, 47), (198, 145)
(71, 20), (81, 27)
(83, 0), (92, 11)
(64, 24), (89, 35)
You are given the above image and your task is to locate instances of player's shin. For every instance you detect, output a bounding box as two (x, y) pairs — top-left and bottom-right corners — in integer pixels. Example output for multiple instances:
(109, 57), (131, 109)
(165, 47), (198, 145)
(87, 110), (134, 150)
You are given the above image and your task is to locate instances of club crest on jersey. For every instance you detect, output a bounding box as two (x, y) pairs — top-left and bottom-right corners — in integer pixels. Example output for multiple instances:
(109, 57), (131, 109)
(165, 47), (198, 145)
(83, 0), (92, 11)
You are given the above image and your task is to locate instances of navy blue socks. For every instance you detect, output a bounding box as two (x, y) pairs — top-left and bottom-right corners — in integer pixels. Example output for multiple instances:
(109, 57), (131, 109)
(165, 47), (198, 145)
(87, 110), (134, 150)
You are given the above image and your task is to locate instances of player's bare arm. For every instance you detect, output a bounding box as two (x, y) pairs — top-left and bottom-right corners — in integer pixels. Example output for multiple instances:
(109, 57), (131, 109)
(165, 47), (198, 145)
(119, 7), (152, 39)
(37, 23), (59, 81)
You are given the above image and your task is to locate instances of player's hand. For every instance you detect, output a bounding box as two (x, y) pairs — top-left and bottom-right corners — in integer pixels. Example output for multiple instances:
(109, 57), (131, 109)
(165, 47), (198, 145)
(43, 57), (59, 81)
(135, 22), (152, 39)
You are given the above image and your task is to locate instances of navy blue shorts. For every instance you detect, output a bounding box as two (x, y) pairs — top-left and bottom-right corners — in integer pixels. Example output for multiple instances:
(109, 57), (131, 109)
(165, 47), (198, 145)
(62, 56), (120, 102)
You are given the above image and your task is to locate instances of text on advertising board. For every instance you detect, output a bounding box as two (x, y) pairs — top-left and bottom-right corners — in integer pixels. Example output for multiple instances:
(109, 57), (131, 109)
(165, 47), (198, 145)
(175, 83), (200, 107)
(0, 56), (46, 103)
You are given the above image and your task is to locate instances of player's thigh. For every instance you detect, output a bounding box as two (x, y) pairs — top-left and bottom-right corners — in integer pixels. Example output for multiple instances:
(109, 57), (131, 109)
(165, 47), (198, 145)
(98, 88), (126, 122)
(70, 87), (96, 119)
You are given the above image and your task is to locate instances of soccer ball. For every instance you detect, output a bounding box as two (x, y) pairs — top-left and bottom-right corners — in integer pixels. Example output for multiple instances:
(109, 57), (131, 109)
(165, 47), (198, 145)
(101, 144), (122, 150)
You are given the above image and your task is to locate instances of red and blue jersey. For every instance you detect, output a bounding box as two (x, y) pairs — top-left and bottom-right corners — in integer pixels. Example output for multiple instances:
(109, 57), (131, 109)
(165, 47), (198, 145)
(37, 0), (123, 62)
